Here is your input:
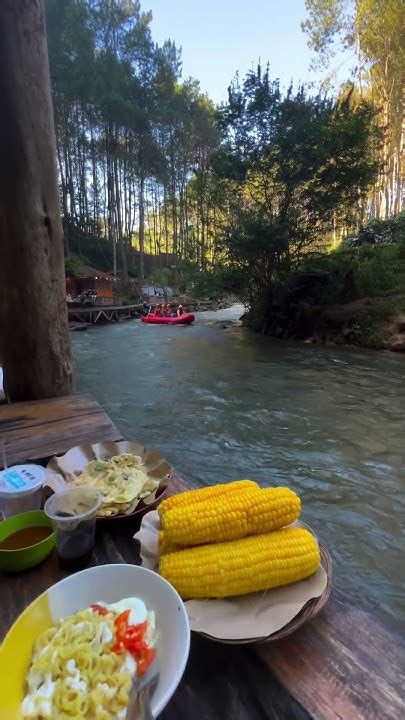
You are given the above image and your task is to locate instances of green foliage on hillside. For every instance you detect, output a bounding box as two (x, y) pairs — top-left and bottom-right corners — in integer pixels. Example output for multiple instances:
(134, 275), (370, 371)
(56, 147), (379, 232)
(296, 240), (405, 304)
(65, 254), (85, 278)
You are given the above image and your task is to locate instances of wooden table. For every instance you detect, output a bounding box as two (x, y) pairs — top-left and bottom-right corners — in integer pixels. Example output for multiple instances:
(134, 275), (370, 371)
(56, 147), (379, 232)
(1, 472), (403, 720)
(0, 393), (122, 468)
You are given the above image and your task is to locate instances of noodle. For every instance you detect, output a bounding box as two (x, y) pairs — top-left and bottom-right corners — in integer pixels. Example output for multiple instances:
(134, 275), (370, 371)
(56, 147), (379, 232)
(22, 601), (156, 719)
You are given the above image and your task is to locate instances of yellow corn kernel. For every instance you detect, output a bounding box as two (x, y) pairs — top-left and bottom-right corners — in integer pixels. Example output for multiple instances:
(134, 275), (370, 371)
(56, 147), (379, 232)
(158, 531), (180, 555)
(159, 527), (320, 599)
(158, 479), (258, 518)
(160, 486), (300, 547)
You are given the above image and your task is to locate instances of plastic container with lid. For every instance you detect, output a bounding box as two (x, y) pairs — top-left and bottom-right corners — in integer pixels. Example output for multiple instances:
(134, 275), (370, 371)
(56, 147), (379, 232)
(44, 486), (102, 570)
(0, 465), (45, 519)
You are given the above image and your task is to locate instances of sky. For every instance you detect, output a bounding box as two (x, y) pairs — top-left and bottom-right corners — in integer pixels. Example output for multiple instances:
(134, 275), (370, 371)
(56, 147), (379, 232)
(144, 0), (353, 103)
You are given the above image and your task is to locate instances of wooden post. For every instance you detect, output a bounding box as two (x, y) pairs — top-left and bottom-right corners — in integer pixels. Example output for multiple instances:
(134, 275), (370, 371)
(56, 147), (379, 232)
(0, 0), (74, 401)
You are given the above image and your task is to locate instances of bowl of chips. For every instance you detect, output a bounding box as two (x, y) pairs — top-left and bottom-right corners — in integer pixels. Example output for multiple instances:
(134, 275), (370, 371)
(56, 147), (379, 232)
(45, 440), (172, 521)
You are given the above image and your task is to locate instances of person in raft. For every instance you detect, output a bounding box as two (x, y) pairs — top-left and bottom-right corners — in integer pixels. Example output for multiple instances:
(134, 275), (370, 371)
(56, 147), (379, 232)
(177, 304), (184, 316)
(154, 304), (162, 316)
(165, 304), (176, 317)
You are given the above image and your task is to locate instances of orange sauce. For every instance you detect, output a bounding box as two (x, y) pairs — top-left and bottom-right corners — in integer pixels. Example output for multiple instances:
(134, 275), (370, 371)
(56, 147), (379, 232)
(0, 526), (53, 550)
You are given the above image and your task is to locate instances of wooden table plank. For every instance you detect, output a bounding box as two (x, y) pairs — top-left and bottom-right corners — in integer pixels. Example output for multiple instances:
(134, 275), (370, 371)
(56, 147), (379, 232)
(0, 393), (122, 467)
(161, 635), (312, 720)
(0, 393), (102, 428)
(257, 590), (404, 720)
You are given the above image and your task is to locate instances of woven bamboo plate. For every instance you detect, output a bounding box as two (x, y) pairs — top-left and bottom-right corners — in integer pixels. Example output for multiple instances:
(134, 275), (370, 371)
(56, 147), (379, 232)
(45, 440), (172, 523)
(202, 540), (332, 644)
(135, 512), (332, 644)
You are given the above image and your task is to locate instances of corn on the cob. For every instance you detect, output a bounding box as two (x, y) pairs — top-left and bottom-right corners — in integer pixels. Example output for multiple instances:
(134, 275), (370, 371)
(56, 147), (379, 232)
(160, 486), (300, 547)
(159, 527), (320, 599)
(158, 531), (180, 556)
(158, 479), (258, 518)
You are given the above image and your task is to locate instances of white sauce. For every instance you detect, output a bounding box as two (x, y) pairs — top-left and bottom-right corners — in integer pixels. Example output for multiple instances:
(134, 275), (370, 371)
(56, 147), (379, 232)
(22, 673), (56, 718)
(90, 621), (113, 648)
(96, 682), (117, 699)
(145, 611), (157, 647)
(101, 597), (148, 627)
(120, 651), (137, 677)
(65, 659), (87, 693)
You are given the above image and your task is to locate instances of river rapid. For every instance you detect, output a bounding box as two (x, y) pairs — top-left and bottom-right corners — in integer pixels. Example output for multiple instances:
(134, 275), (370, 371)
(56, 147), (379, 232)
(72, 305), (405, 630)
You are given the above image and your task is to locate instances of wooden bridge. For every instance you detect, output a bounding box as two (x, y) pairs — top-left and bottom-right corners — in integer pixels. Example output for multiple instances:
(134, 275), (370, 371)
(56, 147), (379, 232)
(68, 303), (142, 325)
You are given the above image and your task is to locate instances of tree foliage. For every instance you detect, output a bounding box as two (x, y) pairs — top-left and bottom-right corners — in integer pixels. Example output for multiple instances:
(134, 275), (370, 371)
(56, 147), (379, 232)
(45, 0), (399, 304)
(212, 66), (380, 301)
(45, 0), (218, 280)
(302, 0), (404, 218)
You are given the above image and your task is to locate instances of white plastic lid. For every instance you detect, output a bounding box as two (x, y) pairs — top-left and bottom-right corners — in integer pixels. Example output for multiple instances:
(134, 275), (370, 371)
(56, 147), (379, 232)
(0, 464), (45, 498)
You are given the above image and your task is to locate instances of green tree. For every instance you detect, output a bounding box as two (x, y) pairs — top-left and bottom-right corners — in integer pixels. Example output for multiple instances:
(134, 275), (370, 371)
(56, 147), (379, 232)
(45, 0), (220, 277)
(302, 0), (404, 218)
(213, 66), (381, 310)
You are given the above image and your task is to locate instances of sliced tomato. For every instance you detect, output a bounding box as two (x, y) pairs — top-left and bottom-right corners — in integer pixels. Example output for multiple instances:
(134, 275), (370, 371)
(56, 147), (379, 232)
(111, 641), (125, 654)
(125, 621), (147, 643)
(125, 638), (147, 655)
(137, 647), (156, 676)
(114, 609), (131, 640)
(90, 604), (109, 616)
(114, 609), (131, 627)
(116, 622), (127, 642)
(113, 613), (150, 660)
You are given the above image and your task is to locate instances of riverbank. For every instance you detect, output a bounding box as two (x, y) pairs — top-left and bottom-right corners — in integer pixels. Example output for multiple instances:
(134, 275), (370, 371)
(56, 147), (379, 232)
(242, 294), (405, 352)
(182, 298), (234, 313)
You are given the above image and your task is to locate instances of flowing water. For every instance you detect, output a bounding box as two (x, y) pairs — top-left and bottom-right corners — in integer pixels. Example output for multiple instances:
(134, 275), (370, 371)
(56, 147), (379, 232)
(72, 306), (405, 630)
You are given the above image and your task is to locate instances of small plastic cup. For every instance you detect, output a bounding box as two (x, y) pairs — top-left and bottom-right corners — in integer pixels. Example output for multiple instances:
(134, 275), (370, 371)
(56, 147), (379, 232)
(44, 486), (102, 570)
(0, 465), (45, 519)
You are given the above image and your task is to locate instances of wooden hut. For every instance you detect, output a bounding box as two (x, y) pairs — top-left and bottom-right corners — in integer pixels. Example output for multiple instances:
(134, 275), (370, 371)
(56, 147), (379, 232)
(66, 265), (115, 305)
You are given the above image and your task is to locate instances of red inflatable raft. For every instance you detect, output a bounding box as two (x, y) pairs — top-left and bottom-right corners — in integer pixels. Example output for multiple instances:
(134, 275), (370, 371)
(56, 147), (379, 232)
(141, 312), (195, 325)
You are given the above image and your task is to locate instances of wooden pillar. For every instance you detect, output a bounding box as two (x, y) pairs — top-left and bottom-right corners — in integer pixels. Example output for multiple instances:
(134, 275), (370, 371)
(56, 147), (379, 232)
(0, 0), (74, 401)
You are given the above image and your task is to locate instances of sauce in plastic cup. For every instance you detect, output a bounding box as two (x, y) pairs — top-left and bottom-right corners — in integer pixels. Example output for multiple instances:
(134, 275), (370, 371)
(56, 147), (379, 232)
(44, 486), (102, 570)
(0, 465), (45, 519)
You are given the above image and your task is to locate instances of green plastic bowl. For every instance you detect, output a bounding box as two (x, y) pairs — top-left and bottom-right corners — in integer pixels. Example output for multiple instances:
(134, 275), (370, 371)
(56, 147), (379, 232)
(0, 510), (55, 572)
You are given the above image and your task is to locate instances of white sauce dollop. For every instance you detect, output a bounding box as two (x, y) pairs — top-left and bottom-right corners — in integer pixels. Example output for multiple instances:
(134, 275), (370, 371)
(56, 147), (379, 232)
(22, 673), (56, 718)
(65, 659), (87, 693)
(101, 597), (148, 626)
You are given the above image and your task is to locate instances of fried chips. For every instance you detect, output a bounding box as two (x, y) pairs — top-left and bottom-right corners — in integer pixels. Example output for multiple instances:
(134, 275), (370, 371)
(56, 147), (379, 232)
(73, 453), (159, 517)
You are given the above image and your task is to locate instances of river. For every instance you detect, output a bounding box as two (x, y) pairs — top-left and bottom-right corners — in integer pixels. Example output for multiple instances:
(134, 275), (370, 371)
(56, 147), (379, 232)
(72, 305), (405, 630)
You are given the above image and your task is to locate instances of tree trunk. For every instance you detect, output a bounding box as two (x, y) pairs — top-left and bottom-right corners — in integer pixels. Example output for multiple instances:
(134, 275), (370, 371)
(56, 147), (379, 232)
(56, 142), (69, 256)
(0, 0), (74, 401)
(163, 185), (169, 264)
(114, 155), (128, 282)
(138, 170), (145, 282)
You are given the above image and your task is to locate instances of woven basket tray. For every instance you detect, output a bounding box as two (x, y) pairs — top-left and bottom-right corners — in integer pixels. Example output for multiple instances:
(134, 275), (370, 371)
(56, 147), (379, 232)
(136, 512), (332, 644)
(208, 540), (332, 645)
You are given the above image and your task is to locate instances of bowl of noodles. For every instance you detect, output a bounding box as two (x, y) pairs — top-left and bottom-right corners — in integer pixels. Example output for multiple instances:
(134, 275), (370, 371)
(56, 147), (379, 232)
(0, 564), (190, 719)
(45, 440), (172, 521)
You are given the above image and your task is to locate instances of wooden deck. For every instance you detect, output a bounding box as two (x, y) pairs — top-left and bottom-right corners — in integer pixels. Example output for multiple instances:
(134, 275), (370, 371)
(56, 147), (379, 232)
(0, 393), (122, 467)
(0, 400), (403, 719)
(68, 303), (142, 325)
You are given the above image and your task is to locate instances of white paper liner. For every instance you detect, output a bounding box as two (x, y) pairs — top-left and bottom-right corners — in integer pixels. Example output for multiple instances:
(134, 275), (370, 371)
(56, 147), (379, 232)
(134, 510), (328, 642)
